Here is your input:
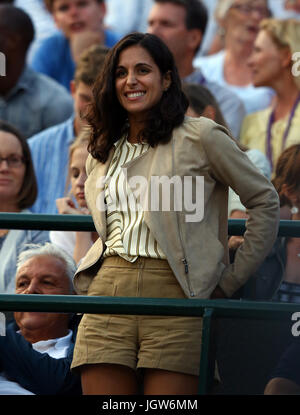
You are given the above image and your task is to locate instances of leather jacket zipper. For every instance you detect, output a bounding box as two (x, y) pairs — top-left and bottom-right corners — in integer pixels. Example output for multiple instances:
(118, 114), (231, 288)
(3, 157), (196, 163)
(172, 137), (195, 297)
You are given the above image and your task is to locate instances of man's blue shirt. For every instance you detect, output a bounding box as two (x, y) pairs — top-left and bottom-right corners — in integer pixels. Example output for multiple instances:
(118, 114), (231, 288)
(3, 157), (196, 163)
(29, 116), (75, 214)
(31, 30), (121, 90)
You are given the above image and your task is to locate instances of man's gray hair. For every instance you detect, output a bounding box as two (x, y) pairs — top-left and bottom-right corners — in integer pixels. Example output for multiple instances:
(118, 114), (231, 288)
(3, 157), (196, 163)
(16, 243), (77, 292)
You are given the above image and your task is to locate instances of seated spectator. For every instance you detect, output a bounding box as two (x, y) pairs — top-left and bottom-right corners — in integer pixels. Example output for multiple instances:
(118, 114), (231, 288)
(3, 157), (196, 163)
(236, 144), (300, 301)
(0, 121), (49, 294)
(193, 0), (274, 114)
(31, 0), (121, 90)
(264, 338), (300, 395)
(29, 44), (108, 214)
(0, 243), (81, 395)
(50, 130), (98, 263)
(0, 4), (73, 139)
(182, 82), (271, 217)
(241, 18), (300, 174)
(147, 0), (246, 138)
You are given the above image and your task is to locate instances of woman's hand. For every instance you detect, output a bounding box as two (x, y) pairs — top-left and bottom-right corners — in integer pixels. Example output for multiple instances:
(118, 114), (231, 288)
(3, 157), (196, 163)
(228, 235), (244, 251)
(56, 197), (82, 215)
(228, 209), (247, 251)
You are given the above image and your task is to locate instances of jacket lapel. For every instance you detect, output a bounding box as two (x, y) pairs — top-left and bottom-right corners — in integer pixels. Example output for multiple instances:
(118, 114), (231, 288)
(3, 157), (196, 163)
(84, 148), (115, 242)
(124, 138), (181, 259)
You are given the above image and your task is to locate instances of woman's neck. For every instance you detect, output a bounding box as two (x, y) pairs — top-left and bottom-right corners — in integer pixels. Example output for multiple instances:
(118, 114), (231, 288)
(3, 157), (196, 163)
(223, 39), (254, 86)
(127, 117), (145, 144)
(272, 75), (300, 121)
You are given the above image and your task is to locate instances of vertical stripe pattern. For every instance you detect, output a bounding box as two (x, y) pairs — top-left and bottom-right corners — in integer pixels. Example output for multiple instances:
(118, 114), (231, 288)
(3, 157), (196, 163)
(103, 136), (166, 262)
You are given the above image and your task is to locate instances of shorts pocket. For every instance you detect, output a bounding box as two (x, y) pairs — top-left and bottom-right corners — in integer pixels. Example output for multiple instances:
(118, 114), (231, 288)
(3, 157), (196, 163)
(87, 277), (116, 297)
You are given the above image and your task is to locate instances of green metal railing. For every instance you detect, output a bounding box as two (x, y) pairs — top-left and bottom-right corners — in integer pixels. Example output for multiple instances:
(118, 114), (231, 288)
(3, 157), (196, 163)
(1, 213), (300, 395)
(1, 212), (300, 236)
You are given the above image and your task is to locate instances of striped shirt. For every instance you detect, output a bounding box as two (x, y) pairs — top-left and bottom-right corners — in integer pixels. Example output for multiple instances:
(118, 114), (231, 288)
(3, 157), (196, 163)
(103, 136), (166, 262)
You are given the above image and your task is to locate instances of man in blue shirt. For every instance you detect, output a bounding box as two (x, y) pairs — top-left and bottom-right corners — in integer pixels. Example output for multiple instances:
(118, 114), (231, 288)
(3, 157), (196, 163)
(0, 5), (73, 138)
(29, 44), (108, 214)
(31, 0), (121, 90)
(147, 0), (246, 138)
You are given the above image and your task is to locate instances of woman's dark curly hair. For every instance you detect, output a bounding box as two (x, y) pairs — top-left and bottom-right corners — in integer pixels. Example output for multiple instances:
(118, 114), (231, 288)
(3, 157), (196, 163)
(87, 32), (189, 163)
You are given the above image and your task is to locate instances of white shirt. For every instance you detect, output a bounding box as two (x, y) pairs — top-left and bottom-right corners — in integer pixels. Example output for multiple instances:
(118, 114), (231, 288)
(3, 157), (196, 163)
(194, 50), (274, 114)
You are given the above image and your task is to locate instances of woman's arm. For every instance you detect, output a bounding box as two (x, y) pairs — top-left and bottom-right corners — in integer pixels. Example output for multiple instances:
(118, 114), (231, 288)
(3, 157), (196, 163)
(202, 123), (280, 297)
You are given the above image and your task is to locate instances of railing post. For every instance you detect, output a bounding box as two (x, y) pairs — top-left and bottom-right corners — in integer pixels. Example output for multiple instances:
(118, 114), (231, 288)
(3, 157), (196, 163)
(198, 307), (215, 395)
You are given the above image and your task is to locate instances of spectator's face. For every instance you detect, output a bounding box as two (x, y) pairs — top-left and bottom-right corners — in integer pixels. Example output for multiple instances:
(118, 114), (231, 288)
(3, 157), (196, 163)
(14, 255), (71, 339)
(52, 0), (105, 39)
(70, 146), (88, 208)
(70, 81), (93, 130)
(0, 131), (25, 208)
(223, 0), (269, 45)
(248, 29), (290, 88)
(115, 45), (170, 124)
(147, 3), (199, 63)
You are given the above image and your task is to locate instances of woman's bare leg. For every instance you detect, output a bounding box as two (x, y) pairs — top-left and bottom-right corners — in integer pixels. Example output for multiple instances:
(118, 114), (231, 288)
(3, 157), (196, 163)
(143, 368), (199, 395)
(81, 363), (138, 395)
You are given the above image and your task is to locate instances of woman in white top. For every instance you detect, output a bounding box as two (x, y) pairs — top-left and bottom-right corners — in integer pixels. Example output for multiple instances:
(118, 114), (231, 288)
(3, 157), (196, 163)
(50, 130), (98, 263)
(241, 19), (300, 174)
(194, 0), (274, 114)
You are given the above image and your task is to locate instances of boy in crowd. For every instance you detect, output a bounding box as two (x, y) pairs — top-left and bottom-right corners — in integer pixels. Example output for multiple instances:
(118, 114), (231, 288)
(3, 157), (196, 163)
(31, 0), (120, 90)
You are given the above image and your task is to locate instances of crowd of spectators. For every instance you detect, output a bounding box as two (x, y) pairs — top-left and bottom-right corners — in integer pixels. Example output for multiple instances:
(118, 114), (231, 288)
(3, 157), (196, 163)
(0, 0), (300, 396)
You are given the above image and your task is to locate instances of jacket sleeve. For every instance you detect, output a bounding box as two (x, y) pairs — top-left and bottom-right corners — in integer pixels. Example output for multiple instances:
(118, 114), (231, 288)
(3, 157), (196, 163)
(201, 122), (280, 297)
(0, 323), (81, 395)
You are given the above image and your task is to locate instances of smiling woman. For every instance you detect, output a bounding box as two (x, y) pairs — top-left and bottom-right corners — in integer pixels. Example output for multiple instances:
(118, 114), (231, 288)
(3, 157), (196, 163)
(70, 32), (280, 395)
(240, 19), (300, 174)
(114, 45), (171, 138)
(0, 121), (49, 294)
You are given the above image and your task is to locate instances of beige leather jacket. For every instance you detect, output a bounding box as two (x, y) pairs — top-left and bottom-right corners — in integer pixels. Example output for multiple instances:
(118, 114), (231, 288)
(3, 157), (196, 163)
(73, 117), (280, 299)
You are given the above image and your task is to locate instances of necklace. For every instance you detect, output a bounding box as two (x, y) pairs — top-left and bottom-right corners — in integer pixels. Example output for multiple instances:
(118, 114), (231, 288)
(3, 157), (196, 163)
(266, 93), (300, 171)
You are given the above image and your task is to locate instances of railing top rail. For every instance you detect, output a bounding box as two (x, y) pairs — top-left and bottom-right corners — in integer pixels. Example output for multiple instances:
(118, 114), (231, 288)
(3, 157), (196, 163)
(0, 213), (299, 236)
(0, 294), (298, 320)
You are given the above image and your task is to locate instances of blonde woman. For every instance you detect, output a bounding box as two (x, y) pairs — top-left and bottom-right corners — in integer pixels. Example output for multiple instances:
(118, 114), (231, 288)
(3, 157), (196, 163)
(241, 19), (300, 174)
(50, 129), (98, 263)
(194, 0), (273, 114)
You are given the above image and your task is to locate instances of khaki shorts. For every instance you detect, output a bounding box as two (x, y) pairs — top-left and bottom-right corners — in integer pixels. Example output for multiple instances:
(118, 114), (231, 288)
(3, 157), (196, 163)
(71, 256), (203, 376)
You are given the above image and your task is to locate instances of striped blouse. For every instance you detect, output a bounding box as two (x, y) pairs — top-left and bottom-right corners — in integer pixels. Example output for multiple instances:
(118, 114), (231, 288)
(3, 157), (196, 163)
(103, 136), (166, 262)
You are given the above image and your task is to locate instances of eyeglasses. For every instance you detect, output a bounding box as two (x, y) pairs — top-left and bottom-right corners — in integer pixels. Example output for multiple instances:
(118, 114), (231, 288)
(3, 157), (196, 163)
(0, 155), (25, 168)
(231, 4), (270, 17)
